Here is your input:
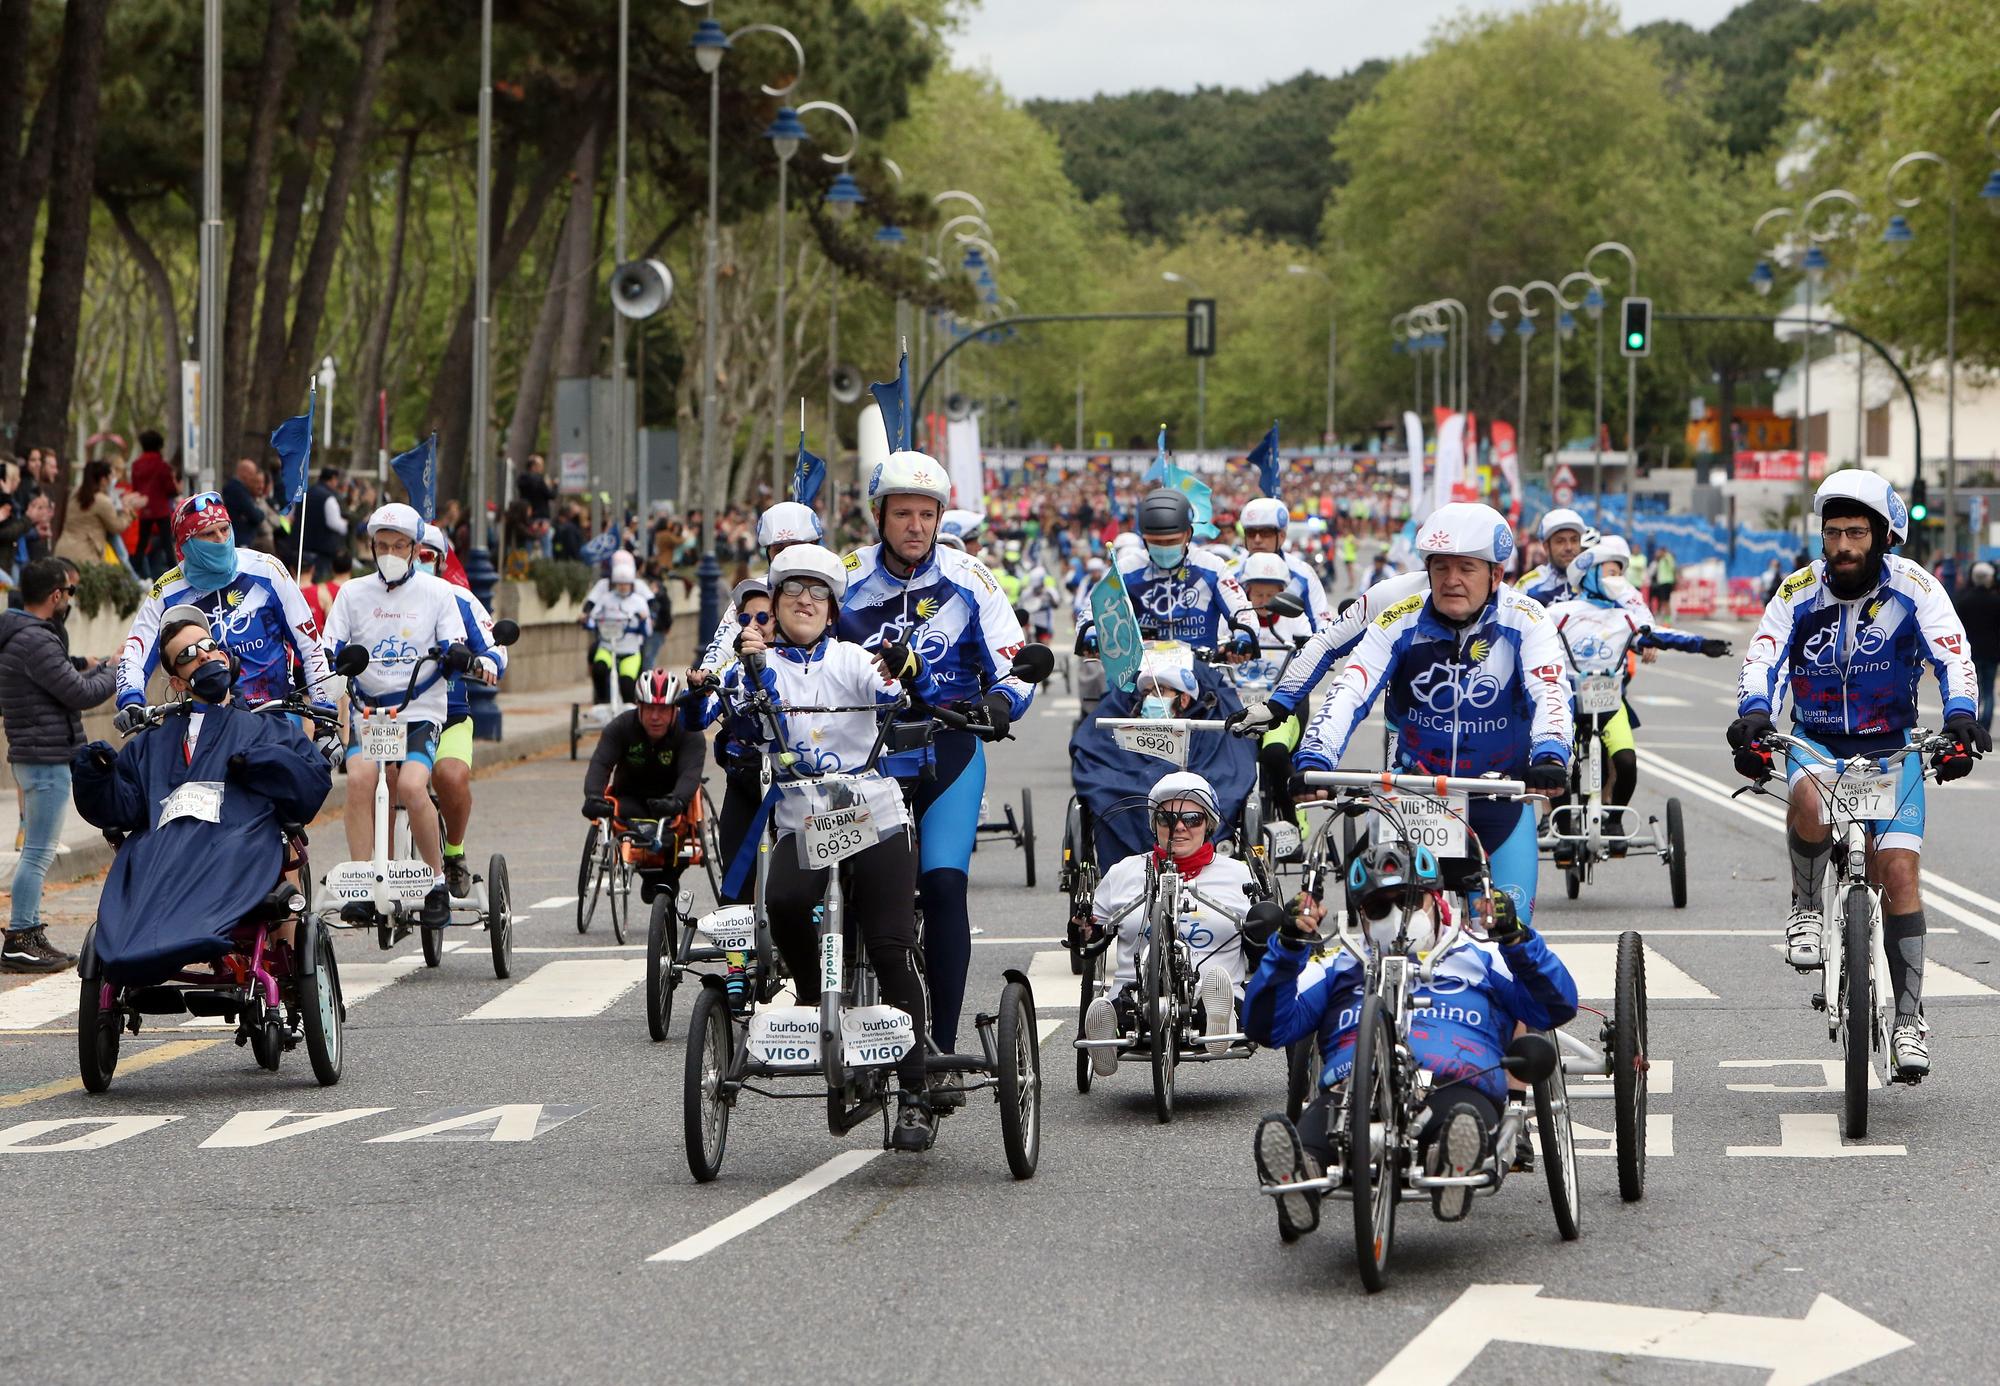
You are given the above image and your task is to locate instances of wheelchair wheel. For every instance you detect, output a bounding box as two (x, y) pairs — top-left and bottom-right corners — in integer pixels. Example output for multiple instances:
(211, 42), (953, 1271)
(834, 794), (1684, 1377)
(996, 980), (1041, 1180)
(1612, 930), (1648, 1202)
(251, 1014), (285, 1072)
(608, 858), (630, 946)
(1062, 798), (1089, 975)
(486, 854), (513, 980)
(1349, 993), (1398, 1293)
(646, 893), (680, 1043)
(1076, 948), (1102, 1095)
(683, 986), (733, 1183)
(1665, 798), (1688, 909)
(1286, 1037), (1314, 1123)
(1146, 938), (1178, 1125)
(300, 925), (344, 1087)
(1565, 865), (1581, 900)
(421, 924), (445, 969)
(698, 788), (724, 905)
(577, 824), (604, 934)
(1534, 1042), (1582, 1242)
(77, 974), (120, 1094)
(1020, 789), (1036, 888)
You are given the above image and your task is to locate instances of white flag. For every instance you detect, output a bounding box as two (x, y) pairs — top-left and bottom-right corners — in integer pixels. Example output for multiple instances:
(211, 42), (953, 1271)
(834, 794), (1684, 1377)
(1402, 410), (1427, 518)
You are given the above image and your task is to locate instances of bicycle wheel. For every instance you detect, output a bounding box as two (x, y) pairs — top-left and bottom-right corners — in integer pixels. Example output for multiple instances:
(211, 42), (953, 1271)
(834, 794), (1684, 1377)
(77, 972), (120, 1094)
(300, 925), (344, 1087)
(420, 923), (444, 969)
(1063, 798), (1089, 976)
(486, 854), (513, 980)
(1076, 947), (1101, 1095)
(1612, 930), (1648, 1202)
(1565, 865), (1581, 900)
(576, 825), (603, 934)
(1147, 938), (1177, 1124)
(608, 858), (629, 946)
(996, 979), (1041, 1179)
(683, 986), (733, 1183)
(1020, 789), (1036, 888)
(1666, 798), (1688, 909)
(1841, 887), (1872, 1139)
(1534, 1047), (1582, 1242)
(1286, 1037), (1315, 1123)
(646, 893), (679, 1043)
(1349, 994), (1397, 1293)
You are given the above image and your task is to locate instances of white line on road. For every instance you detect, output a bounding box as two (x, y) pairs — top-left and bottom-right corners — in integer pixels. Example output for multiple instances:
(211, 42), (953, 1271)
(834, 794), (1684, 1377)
(647, 1149), (883, 1262)
(463, 959), (645, 1020)
(1557, 942), (1717, 1001)
(0, 976), (82, 1031)
(528, 896), (578, 911)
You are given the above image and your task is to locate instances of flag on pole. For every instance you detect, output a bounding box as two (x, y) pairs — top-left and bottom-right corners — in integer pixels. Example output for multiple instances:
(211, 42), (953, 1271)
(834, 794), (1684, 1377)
(868, 351), (910, 453)
(1402, 410), (1427, 519)
(1248, 420), (1281, 498)
(794, 436), (826, 507)
(1088, 564), (1144, 693)
(1142, 424), (1170, 485)
(390, 433), (438, 523)
(269, 385), (316, 508)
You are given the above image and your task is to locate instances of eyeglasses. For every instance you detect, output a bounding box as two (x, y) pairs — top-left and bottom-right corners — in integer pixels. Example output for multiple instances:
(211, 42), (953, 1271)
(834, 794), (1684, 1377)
(1152, 809), (1209, 829)
(778, 578), (831, 601)
(57, 584), (77, 597)
(169, 637), (220, 669)
(1821, 524), (1872, 543)
(736, 610), (771, 626)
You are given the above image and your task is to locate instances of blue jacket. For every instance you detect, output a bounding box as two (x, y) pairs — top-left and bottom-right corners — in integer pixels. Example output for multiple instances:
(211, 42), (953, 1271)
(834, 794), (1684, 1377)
(838, 543), (1036, 719)
(1244, 930), (1578, 1104)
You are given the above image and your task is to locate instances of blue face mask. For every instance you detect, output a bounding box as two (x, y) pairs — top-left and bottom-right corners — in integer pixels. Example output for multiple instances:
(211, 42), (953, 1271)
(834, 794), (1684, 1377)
(179, 537), (239, 593)
(1140, 694), (1174, 720)
(189, 658), (233, 704)
(1146, 542), (1185, 570)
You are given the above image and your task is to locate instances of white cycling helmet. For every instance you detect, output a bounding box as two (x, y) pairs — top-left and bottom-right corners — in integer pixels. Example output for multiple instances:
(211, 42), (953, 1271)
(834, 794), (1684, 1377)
(367, 502), (423, 542)
(767, 543), (849, 602)
(1240, 497), (1290, 532)
(1112, 531), (1145, 555)
(610, 550), (637, 584)
(1566, 534), (1632, 588)
(937, 532), (965, 551)
(1149, 770), (1221, 824)
(940, 508), (986, 543)
(1240, 552), (1291, 585)
(756, 501), (825, 549)
(1538, 507), (1586, 541)
(866, 450), (951, 508)
(1084, 556), (1107, 577)
(1815, 468), (1908, 545)
(1415, 502), (1516, 565)
(419, 523), (450, 557)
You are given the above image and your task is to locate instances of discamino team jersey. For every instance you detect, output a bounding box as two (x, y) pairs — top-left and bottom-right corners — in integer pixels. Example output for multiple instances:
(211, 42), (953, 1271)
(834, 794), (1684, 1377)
(119, 549), (332, 711)
(1270, 570), (1430, 714)
(323, 571), (478, 726)
(1296, 585), (1573, 777)
(1112, 545), (1254, 651)
(444, 586), (507, 719)
(838, 543), (1035, 718)
(1547, 597), (1707, 677)
(1515, 563), (1572, 607)
(1737, 555), (1976, 752)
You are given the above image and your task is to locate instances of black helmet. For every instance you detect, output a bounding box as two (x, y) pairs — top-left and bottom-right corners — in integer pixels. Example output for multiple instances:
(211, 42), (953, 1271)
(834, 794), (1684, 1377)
(1138, 487), (1194, 536)
(1344, 840), (1441, 922)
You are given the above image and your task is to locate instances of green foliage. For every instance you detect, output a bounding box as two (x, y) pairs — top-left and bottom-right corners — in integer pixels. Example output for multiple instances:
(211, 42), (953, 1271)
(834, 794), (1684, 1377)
(528, 558), (594, 608)
(73, 562), (142, 620)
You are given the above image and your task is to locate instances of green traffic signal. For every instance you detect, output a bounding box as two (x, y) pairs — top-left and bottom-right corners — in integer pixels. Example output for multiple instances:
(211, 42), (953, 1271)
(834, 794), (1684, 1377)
(1911, 502), (1929, 522)
(1625, 331), (1645, 349)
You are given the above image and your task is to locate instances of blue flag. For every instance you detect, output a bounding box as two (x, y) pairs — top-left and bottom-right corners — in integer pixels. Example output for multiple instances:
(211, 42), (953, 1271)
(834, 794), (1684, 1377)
(868, 351), (911, 452)
(1142, 424), (1170, 485)
(1249, 421), (1281, 498)
(389, 433), (438, 524)
(793, 434), (826, 507)
(580, 529), (619, 564)
(268, 386), (315, 507)
(1088, 565), (1144, 694)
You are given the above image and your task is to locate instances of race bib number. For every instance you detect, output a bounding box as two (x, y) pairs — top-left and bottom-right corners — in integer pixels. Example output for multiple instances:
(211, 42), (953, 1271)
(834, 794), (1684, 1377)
(1111, 721), (1190, 768)
(801, 803), (874, 867)
(820, 931), (843, 995)
(1829, 772), (1898, 823)
(358, 715), (405, 764)
(159, 780), (224, 827)
(1576, 674), (1621, 715)
(1384, 792), (1469, 858)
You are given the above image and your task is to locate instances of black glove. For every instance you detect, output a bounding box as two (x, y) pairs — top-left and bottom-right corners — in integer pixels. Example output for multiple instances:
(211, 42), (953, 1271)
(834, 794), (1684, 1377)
(647, 795), (686, 820)
(1700, 638), (1731, 658)
(1486, 892), (1530, 947)
(1727, 711), (1774, 781)
(977, 692), (1014, 742)
(1525, 759), (1568, 793)
(1074, 622), (1098, 657)
(1226, 700), (1284, 738)
(1278, 899), (1320, 949)
(1229, 629), (1258, 658)
(112, 705), (148, 737)
(84, 741), (116, 771)
(878, 640), (922, 686)
(443, 642), (475, 674)
(1946, 711), (1992, 755)
(1935, 713), (1989, 783)
(227, 753), (248, 774)
(583, 796), (614, 820)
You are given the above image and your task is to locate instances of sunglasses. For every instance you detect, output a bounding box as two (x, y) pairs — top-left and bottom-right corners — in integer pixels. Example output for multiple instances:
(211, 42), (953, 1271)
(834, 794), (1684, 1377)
(737, 610), (772, 627)
(777, 578), (831, 601)
(1152, 809), (1209, 829)
(184, 491), (226, 514)
(57, 584), (77, 597)
(170, 636), (220, 669)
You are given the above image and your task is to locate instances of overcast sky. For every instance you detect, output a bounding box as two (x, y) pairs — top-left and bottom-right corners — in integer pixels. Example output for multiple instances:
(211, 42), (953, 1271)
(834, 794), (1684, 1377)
(949, 0), (1744, 102)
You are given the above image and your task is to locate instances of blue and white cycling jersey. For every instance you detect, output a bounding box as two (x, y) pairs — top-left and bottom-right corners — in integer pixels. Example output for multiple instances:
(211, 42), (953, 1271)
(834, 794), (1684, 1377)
(1112, 545), (1254, 651)
(1515, 563), (1572, 608)
(1296, 584), (1572, 778)
(1231, 549), (1333, 631)
(838, 543), (1034, 718)
(1738, 554), (1975, 754)
(1268, 569), (1429, 716)
(118, 549), (332, 711)
(443, 585), (507, 719)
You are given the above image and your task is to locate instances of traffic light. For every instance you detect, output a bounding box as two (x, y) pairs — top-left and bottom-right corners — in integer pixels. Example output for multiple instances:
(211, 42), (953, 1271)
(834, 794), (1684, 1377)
(1619, 296), (1652, 357)
(1910, 476), (1928, 523)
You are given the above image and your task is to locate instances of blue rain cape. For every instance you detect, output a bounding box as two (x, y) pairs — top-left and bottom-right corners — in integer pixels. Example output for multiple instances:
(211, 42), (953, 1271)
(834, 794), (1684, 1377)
(1067, 662), (1255, 872)
(72, 703), (332, 986)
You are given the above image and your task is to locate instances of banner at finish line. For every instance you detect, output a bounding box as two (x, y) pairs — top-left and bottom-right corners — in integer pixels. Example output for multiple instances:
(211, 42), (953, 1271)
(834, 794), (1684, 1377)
(1088, 565), (1144, 693)
(1402, 410), (1427, 518)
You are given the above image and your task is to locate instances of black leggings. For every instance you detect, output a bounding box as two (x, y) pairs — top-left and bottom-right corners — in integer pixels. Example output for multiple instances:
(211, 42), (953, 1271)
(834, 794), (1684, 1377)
(765, 830), (927, 1090)
(1296, 1083), (1499, 1169)
(715, 764), (763, 906)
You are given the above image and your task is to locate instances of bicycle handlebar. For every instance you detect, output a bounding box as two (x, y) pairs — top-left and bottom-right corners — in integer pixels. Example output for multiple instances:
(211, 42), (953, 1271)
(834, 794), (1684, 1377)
(1756, 727), (1956, 771)
(1098, 717), (1233, 733)
(1298, 770), (1529, 798)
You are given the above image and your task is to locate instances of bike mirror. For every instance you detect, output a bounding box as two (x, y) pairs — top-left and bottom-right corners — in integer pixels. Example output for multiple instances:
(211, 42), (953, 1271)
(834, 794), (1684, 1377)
(1010, 644), (1056, 685)
(1266, 591), (1306, 620)
(334, 646), (371, 677)
(1242, 900), (1288, 947)
(491, 619), (521, 647)
(1500, 1032), (1558, 1084)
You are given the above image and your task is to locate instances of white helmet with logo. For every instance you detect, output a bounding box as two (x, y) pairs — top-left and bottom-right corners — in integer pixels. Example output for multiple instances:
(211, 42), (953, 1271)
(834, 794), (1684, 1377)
(940, 508), (986, 543)
(419, 523), (451, 556)
(1149, 770), (1220, 824)
(755, 501), (825, 549)
(367, 502), (423, 542)
(1814, 468), (1908, 545)
(1240, 552), (1291, 585)
(767, 543), (849, 603)
(1538, 507), (1586, 541)
(1112, 531), (1145, 555)
(1566, 534), (1632, 588)
(866, 450), (951, 508)
(1240, 497), (1289, 532)
(1415, 502), (1516, 565)
(610, 550), (637, 584)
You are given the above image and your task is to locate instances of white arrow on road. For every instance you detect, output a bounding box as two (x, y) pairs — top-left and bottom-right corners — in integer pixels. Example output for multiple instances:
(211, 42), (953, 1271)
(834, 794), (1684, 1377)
(1369, 1283), (1911, 1386)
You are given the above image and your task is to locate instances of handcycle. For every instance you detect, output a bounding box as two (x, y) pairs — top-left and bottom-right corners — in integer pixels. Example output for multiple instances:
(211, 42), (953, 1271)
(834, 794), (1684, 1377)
(316, 626), (519, 978)
(1539, 627), (1688, 906)
(1741, 728), (1957, 1138)
(972, 786), (1037, 886)
(567, 619), (641, 759)
(682, 649), (1054, 1183)
(577, 790), (711, 947)
(76, 674), (363, 1092)
(1259, 769), (1589, 1293)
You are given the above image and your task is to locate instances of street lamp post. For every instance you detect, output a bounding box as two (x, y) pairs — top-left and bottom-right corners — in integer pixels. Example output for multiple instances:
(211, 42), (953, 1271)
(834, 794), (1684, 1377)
(1557, 270), (1599, 516)
(1162, 270), (1206, 451)
(766, 99), (857, 500)
(1390, 312), (1419, 418)
(1487, 285), (1535, 466)
(1886, 148), (1959, 555)
(1586, 242), (1639, 515)
(607, 0), (629, 531)
(198, 0), (222, 491)
(1288, 264), (1335, 447)
(1798, 190), (1862, 526)
(1428, 298), (1471, 417)
(1583, 280), (1604, 500)
(1522, 280), (1577, 482)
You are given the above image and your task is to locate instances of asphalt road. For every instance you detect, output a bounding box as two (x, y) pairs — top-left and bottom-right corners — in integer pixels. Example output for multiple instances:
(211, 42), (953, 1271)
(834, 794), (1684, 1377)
(3, 636), (1995, 1385)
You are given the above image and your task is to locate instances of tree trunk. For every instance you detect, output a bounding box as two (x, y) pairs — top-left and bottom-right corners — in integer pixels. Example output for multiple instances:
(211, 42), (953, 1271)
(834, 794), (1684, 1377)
(245, 86), (328, 459)
(107, 197), (184, 466)
(16, 0), (113, 454)
(554, 119), (604, 378)
(221, 0), (302, 455)
(277, 0), (398, 420)
(352, 130), (416, 472)
(504, 238), (569, 468)
(511, 121), (603, 464)
(0, 83), (56, 433)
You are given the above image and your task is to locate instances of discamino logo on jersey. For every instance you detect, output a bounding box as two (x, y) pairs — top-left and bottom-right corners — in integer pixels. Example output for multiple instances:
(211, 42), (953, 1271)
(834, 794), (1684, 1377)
(1409, 661), (1503, 712)
(1801, 621), (1887, 667)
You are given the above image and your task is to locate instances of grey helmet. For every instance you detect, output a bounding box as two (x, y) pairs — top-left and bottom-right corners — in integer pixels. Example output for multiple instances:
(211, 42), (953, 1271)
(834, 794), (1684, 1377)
(1138, 487), (1195, 536)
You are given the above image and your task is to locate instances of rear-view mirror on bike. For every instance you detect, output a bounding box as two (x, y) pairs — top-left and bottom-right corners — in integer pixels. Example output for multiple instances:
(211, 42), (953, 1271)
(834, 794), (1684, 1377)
(491, 619), (521, 647)
(333, 645), (371, 677)
(1265, 591), (1307, 620)
(1011, 644), (1056, 685)
(1501, 1032), (1557, 1083)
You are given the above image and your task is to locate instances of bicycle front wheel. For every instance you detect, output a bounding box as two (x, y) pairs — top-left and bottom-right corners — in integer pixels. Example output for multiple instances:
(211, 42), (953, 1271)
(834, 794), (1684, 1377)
(1841, 887), (1873, 1139)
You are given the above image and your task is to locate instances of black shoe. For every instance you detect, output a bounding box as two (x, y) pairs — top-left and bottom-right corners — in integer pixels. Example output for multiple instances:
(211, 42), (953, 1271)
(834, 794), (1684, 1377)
(1510, 1109), (1535, 1173)
(29, 927), (76, 966)
(928, 1069), (968, 1114)
(1253, 1113), (1321, 1242)
(890, 1093), (936, 1153)
(443, 856), (474, 900)
(341, 902), (377, 926)
(421, 884), (451, 929)
(1551, 842), (1575, 869)
(1, 929), (66, 974)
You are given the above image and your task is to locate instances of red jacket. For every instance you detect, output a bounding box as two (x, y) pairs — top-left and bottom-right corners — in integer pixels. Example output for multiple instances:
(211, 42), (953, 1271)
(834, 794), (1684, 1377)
(130, 450), (179, 520)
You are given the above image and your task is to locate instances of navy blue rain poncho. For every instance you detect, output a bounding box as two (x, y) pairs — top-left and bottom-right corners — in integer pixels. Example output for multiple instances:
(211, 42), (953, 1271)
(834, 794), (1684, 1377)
(72, 703), (332, 986)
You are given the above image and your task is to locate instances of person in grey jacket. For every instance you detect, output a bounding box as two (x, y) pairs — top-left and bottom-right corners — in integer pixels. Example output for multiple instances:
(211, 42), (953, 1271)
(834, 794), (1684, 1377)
(0, 557), (116, 971)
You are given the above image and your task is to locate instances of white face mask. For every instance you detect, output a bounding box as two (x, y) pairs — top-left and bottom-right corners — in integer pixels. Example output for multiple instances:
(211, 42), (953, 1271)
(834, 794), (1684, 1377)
(376, 552), (411, 584)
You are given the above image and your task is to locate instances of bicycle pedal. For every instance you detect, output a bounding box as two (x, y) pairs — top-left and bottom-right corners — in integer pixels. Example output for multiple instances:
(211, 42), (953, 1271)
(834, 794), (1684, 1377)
(1810, 992), (1826, 1010)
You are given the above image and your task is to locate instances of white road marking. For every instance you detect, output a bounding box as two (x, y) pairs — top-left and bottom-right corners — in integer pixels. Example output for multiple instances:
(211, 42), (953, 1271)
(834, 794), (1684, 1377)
(1720, 1058), (1878, 1093)
(1628, 693), (1690, 707)
(1037, 1018), (1065, 1046)
(0, 1116), (181, 1153)
(528, 896), (578, 911)
(1569, 1057), (1673, 1095)
(366, 1103), (589, 1143)
(1727, 1112), (1906, 1158)
(647, 1149), (883, 1262)
(462, 960), (645, 1020)
(1569, 1113), (1674, 1157)
(1760, 943), (1999, 999)
(0, 976), (83, 1031)
(199, 1108), (392, 1149)
(1026, 949), (1074, 1006)
(1550, 941), (1717, 1000)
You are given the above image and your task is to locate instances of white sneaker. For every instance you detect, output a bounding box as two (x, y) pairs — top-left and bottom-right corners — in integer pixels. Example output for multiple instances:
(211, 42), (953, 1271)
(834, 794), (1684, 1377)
(1428, 1104), (1486, 1223)
(1082, 996), (1120, 1077)
(1784, 907), (1824, 970)
(1891, 1017), (1931, 1079)
(1198, 967), (1236, 1049)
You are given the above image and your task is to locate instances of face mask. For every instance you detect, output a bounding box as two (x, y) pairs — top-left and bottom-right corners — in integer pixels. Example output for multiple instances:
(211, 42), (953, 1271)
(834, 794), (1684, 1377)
(1146, 542), (1185, 570)
(416, 558), (438, 576)
(376, 552), (411, 585)
(1140, 694), (1174, 720)
(189, 659), (232, 704)
(180, 537), (240, 593)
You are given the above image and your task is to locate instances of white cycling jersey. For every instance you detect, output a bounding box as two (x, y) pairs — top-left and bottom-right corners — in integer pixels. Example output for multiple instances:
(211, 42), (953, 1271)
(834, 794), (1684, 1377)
(582, 579), (653, 656)
(1093, 850), (1254, 997)
(323, 570), (481, 727)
